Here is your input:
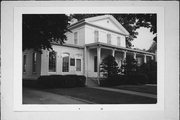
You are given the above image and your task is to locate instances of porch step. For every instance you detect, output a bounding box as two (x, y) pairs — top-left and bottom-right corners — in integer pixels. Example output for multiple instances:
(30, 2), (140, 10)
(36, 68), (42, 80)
(86, 77), (99, 87)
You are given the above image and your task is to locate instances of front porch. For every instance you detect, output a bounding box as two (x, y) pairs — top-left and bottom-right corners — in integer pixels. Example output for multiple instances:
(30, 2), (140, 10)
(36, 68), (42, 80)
(84, 42), (155, 85)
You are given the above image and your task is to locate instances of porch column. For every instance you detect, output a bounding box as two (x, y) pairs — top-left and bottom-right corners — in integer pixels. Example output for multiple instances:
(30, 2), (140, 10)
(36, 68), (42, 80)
(133, 52), (137, 60)
(112, 49), (115, 57)
(123, 51), (127, 60)
(97, 46), (101, 85)
(144, 54), (147, 63)
(151, 55), (154, 60)
(84, 46), (87, 77)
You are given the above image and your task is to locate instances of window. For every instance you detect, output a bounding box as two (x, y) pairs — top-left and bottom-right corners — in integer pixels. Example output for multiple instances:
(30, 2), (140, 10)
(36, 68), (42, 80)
(74, 32), (78, 44)
(94, 30), (99, 42)
(107, 33), (111, 44)
(62, 53), (69, 72)
(117, 37), (121, 46)
(76, 59), (81, 71)
(49, 51), (56, 72)
(70, 58), (75, 66)
(23, 55), (27, 73)
(32, 52), (37, 73)
(94, 56), (97, 72)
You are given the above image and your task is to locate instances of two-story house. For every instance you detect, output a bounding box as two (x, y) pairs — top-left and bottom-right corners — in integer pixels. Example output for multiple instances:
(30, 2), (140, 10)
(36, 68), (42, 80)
(23, 15), (155, 84)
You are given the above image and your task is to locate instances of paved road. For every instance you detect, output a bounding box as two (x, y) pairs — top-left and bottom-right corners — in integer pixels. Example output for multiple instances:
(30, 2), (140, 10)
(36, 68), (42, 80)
(23, 88), (93, 104)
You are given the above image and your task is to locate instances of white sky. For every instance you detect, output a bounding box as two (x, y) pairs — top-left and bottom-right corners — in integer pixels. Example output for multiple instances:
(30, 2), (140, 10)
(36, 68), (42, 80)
(131, 27), (156, 50)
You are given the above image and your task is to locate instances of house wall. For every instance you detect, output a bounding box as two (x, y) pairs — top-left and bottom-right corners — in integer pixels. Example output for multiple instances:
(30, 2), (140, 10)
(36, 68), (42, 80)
(90, 18), (121, 32)
(40, 45), (84, 76)
(23, 49), (41, 80)
(85, 24), (126, 47)
(65, 26), (85, 46)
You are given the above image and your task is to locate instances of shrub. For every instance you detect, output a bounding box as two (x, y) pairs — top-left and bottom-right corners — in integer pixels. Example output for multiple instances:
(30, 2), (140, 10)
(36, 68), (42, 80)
(37, 75), (86, 88)
(126, 73), (149, 85)
(100, 55), (120, 78)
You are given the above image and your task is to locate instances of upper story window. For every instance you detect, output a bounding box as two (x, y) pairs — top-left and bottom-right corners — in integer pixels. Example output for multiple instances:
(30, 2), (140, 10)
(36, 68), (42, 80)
(62, 53), (70, 72)
(32, 52), (37, 73)
(23, 55), (27, 73)
(74, 32), (78, 45)
(94, 30), (99, 42)
(107, 33), (111, 44)
(49, 51), (56, 72)
(117, 37), (121, 46)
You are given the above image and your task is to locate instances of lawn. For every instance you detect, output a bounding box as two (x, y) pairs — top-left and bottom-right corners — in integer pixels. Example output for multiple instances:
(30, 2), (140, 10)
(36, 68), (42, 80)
(45, 87), (157, 104)
(113, 85), (157, 94)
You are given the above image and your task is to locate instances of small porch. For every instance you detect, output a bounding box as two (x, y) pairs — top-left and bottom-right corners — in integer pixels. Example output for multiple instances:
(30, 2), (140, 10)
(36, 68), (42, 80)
(84, 42), (155, 85)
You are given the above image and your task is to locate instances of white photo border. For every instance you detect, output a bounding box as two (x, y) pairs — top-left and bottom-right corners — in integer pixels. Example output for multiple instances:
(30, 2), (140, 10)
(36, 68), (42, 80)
(14, 6), (164, 111)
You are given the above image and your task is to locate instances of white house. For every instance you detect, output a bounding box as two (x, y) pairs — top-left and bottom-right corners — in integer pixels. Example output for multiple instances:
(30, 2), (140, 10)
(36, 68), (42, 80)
(23, 15), (155, 83)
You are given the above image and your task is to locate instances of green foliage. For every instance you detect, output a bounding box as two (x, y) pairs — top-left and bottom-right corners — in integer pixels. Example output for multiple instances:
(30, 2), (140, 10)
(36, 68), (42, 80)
(23, 14), (70, 52)
(121, 56), (138, 75)
(71, 14), (157, 47)
(37, 75), (86, 88)
(138, 60), (157, 84)
(100, 55), (120, 78)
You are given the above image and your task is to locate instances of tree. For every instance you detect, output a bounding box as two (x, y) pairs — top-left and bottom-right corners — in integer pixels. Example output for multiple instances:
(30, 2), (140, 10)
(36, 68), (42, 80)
(100, 55), (120, 78)
(121, 56), (138, 75)
(23, 14), (70, 52)
(71, 14), (157, 48)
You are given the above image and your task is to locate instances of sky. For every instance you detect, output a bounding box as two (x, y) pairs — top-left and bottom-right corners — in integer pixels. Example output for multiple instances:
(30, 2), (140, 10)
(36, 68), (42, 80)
(131, 27), (156, 50)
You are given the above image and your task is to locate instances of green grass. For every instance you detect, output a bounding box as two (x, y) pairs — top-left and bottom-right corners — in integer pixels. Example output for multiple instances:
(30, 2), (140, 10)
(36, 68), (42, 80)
(45, 87), (157, 104)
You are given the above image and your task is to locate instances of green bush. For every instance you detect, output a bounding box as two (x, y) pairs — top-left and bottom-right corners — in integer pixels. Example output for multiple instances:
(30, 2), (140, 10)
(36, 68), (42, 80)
(37, 75), (86, 88)
(126, 73), (149, 85)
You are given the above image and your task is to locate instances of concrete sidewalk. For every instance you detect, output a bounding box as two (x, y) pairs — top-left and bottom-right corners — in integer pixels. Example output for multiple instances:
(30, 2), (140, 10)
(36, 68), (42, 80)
(23, 88), (94, 104)
(91, 87), (157, 99)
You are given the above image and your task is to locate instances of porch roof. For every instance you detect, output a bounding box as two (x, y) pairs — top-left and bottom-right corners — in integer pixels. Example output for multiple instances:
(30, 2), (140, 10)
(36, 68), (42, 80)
(85, 42), (155, 56)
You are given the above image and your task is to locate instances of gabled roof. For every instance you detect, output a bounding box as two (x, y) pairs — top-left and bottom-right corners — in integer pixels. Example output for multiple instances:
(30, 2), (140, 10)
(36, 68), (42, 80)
(68, 15), (130, 36)
(85, 15), (129, 36)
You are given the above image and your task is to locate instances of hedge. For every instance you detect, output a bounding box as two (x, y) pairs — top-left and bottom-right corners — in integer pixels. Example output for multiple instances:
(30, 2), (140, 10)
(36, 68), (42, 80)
(37, 75), (86, 88)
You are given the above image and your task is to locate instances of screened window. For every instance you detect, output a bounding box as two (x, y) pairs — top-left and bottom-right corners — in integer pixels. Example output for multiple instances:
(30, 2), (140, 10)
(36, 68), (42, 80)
(49, 51), (56, 72)
(74, 32), (78, 44)
(76, 59), (81, 71)
(117, 37), (121, 46)
(70, 58), (75, 66)
(94, 30), (99, 42)
(23, 55), (27, 73)
(94, 56), (97, 72)
(32, 52), (37, 73)
(62, 53), (69, 72)
(107, 34), (111, 44)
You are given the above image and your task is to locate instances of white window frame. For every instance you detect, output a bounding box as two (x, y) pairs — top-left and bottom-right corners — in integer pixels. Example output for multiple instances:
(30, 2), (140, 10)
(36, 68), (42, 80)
(107, 33), (111, 44)
(76, 58), (81, 72)
(74, 32), (78, 45)
(62, 53), (70, 72)
(117, 36), (121, 46)
(94, 30), (99, 42)
(48, 51), (57, 73)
